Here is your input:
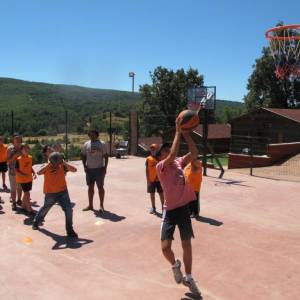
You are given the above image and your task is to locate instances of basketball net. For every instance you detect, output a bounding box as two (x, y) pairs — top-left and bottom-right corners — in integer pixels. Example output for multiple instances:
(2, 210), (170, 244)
(266, 24), (300, 80)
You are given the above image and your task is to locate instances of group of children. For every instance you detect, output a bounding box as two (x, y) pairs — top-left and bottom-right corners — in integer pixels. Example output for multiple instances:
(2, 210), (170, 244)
(1, 120), (202, 296)
(0, 134), (78, 237)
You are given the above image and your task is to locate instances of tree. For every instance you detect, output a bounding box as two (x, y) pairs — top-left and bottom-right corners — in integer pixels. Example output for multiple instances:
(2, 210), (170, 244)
(139, 66), (204, 136)
(244, 22), (300, 110)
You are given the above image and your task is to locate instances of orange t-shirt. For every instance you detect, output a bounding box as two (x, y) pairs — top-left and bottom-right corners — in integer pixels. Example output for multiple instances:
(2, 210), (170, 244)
(146, 155), (159, 182)
(0, 144), (7, 163)
(44, 164), (67, 194)
(184, 162), (202, 192)
(15, 155), (33, 183)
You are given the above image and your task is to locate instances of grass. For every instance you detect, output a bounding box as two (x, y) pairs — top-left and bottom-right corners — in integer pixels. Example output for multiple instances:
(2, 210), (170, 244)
(207, 154), (228, 167)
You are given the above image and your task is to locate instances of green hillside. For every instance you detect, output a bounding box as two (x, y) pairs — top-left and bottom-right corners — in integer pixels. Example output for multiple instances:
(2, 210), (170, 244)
(0, 77), (244, 137)
(0, 77), (141, 136)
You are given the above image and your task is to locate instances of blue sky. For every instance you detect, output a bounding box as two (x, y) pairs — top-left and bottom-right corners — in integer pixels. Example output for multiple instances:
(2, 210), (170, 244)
(0, 0), (299, 101)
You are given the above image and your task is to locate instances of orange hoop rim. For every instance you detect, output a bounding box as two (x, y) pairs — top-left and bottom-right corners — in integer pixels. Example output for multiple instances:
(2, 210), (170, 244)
(265, 24), (300, 40)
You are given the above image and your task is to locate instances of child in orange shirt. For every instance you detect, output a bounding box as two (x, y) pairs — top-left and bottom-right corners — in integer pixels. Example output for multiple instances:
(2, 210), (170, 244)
(15, 144), (36, 216)
(32, 152), (78, 238)
(0, 136), (8, 190)
(145, 144), (164, 214)
(184, 159), (202, 218)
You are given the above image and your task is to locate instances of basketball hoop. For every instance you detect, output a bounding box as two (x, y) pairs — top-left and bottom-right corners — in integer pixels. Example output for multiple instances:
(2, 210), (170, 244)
(187, 86), (216, 111)
(265, 24), (300, 80)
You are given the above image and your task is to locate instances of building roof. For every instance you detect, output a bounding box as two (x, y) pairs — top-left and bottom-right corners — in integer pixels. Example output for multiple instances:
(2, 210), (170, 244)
(264, 108), (300, 123)
(193, 124), (231, 139)
(230, 108), (300, 124)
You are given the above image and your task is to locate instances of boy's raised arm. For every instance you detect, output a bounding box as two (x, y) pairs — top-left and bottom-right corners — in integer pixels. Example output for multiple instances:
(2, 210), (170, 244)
(181, 131), (198, 166)
(163, 117), (182, 166)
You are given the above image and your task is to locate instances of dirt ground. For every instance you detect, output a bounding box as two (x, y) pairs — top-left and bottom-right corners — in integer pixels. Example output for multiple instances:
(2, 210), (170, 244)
(0, 156), (299, 300)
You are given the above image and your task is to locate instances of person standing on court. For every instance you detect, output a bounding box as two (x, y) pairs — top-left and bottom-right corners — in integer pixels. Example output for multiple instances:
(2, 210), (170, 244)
(155, 118), (201, 296)
(6, 133), (23, 211)
(0, 136), (8, 191)
(81, 129), (109, 212)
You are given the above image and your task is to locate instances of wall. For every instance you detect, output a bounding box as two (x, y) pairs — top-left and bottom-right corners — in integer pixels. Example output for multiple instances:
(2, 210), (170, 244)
(228, 142), (300, 169)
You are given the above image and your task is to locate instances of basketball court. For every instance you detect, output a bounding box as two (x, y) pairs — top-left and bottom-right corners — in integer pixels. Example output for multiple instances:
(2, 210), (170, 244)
(0, 156), (299, 300)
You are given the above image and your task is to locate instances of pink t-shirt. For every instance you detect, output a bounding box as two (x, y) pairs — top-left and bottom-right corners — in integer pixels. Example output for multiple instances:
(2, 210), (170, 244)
(156, 157), (196, 211)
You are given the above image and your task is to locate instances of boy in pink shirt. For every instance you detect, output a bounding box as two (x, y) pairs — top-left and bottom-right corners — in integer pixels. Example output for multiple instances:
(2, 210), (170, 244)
(155, 118), (200, 296)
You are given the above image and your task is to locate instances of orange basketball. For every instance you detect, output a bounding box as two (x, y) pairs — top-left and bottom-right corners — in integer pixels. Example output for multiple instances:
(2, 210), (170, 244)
(178, 110), (200, 130)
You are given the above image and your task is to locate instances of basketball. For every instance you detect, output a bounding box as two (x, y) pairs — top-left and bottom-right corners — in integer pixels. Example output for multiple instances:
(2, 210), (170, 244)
(49, 152), (63, 166)
(178, 109), (200, 130)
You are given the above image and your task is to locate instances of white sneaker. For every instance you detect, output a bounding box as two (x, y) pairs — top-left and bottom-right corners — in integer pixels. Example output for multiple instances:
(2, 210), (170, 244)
(182, 276), (201, 296)
(172, 259), (183, 283)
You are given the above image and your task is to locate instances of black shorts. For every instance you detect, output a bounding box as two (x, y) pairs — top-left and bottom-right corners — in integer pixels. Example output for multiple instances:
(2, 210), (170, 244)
(161, 204), (194, 241)
(0, 162), (8, 173)
(147, 181), (163, 193)
(86, 168), (106, 187)
(20, 182), (32, 192)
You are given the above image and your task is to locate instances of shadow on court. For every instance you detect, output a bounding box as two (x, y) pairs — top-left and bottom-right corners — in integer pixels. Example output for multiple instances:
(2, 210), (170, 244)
(213, 179), (251, 187)
(38, 228), (93, 250)
(94, 210), (126, 222)
(0, 210), (5, 215)
(181, 292), (203, 300)
(154, 211), (163, 218)
(196, 216), (223, 226)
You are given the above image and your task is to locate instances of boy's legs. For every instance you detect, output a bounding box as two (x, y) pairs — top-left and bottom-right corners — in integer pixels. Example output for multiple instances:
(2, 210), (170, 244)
(161, 208), (183, 283)
(178, 205), (200, 295)
(58, 191), (76, 235)
(2, 171), (7, 188)
(96, 167), (106, 211)
(181, 239), (192, 275)
(97, 184), (105, 211)
(147, 182), (156, 213)
(33, 194), (56, 226)
(161, 239), (175, 265)
(16, 185), (22, 206)
(150, 193), (156, 212)
(86, 183), (95, 210)
(9, 174), (17, 209)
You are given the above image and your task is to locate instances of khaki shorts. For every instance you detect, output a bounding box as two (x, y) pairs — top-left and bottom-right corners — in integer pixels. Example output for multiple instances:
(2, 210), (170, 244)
(9, 174), (21, 192)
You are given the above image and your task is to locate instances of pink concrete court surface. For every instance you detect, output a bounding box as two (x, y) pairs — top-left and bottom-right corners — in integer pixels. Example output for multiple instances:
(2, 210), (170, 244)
(0, 157), (299, 300)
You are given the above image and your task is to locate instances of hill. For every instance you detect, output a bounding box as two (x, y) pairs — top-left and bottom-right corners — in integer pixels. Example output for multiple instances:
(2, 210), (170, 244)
(0, 77), (244, 137)
(0, 77), (141, 136)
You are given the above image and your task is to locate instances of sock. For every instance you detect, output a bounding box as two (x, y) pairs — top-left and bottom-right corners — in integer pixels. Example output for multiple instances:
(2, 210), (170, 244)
(186, 274), (193, 281)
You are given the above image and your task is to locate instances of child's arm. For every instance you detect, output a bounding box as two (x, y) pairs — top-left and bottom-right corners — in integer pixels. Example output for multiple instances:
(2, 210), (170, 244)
(181, 132), (198, 166)
(6, 148), (19, 164)
(15, 160), (27, 176)
(32, 167), (37, 179)
(63, 161), (77, 172)
(163, 117), (182, 166)
(37, 163), (51, 175)
(80, 145), (87, 172)
(145, 160), (150, 183)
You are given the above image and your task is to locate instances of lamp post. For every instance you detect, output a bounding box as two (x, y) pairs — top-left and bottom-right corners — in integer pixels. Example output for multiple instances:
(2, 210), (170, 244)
(129, 72), (135, 93)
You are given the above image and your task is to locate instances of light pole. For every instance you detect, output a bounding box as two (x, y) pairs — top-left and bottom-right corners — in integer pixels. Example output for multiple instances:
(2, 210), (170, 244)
(129, 72), (135, 93)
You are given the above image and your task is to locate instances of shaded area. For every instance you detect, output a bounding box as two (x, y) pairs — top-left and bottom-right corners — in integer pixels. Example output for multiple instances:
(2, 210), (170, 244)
(214, 178), (251, 187)
(94, 210), (126, 222)
(38, 228), (93, 250)
(196, 216), (223, 227)
(181, 292), (203, 300)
